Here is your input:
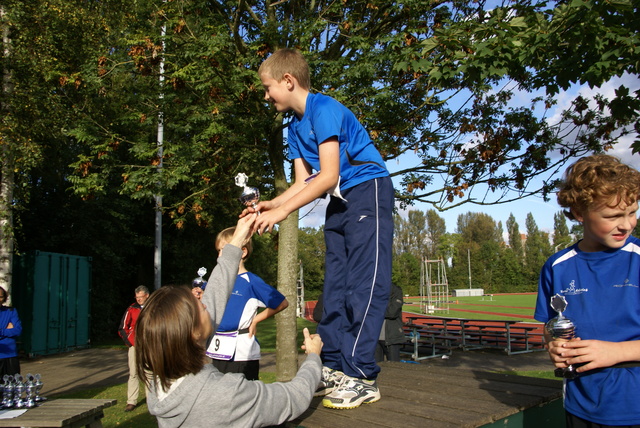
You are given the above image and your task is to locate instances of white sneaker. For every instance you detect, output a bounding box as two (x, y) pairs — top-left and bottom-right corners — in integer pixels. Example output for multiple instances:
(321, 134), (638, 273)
(314, 366), (345, 397)
(322, 375), (381, 409)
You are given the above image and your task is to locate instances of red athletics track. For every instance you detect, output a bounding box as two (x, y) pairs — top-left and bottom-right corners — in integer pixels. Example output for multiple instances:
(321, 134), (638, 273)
(448, 308), (536, 319)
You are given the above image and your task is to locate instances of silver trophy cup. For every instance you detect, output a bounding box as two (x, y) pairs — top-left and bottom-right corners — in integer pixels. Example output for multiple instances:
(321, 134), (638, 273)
(34, 373), (46, 402)
(13, 374), (25, 408)
(235, 173), (260, 210)
(545, 294), (579, 379)
(192, 267), (207, 289)
(1, 375), (14, 408)
(25, 374), (36, 408)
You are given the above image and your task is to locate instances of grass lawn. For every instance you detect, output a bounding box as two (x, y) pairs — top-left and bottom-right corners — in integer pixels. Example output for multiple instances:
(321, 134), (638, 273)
(253, 316), (318, 353)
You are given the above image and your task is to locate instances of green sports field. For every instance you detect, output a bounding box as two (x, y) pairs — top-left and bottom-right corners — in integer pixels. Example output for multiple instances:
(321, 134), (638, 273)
(403, 293), (541, 322)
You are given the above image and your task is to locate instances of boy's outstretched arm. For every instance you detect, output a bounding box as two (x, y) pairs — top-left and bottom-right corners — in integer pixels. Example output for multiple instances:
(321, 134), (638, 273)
(203, 214), (257, 328)
(248, 299), (289, 337)
(243, 139), (340, 234)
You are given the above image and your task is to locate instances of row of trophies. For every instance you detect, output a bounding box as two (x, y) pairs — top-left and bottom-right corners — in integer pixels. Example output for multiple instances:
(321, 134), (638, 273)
(1, 374), (45, 409)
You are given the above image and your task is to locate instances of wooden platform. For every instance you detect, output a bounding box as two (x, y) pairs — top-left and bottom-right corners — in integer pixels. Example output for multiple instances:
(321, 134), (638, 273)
(290, 361), (562, 428)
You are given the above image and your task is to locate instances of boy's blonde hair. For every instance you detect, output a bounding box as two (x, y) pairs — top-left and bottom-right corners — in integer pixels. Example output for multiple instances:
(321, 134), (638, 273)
(258, 48), (311, 90)
(216, 226), (253, 259)
(557, 154), (640, 220)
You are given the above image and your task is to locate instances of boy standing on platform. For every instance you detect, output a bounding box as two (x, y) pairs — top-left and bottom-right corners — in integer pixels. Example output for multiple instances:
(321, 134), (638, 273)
(534, 154), (640, 427)
(244, 48), (394, 410)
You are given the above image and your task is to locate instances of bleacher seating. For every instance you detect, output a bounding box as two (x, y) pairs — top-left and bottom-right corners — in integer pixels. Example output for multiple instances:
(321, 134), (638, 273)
(402, 315), (545, 361)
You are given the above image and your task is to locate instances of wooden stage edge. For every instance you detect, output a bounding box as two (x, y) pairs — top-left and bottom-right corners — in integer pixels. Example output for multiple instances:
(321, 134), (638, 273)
(291, 361), (563, 428)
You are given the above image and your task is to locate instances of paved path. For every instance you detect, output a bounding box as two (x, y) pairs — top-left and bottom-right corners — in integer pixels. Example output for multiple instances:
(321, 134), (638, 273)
(20, 347), (129, 397)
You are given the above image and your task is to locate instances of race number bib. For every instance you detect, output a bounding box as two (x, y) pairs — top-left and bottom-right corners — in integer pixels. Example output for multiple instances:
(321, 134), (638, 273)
(206, 331), (238, 360)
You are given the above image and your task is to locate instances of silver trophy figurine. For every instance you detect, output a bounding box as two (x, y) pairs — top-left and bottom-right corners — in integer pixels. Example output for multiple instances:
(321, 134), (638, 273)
(545, 294), (579, 379)
(34, 373), (46, 402)
(25, 374), (36, 408)
(192, 267), (207, 293)
(1, 374), (13, 408)
(13, 374), (25, 408)
(235, 173), (260, 210)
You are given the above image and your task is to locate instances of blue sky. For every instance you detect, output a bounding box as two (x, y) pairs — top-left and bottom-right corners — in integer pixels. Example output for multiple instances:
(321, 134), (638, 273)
(298, 73), (640, 237)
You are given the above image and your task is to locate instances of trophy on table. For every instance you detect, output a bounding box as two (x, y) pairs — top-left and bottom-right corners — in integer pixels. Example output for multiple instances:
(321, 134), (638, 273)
(13, 374), (25, 408)
(1, 374), (14, 408)
(25, 374), (37, 408)
(545, 294), (579, 379)
(235, 173), (260, 211)
(34, 373), (46, 402)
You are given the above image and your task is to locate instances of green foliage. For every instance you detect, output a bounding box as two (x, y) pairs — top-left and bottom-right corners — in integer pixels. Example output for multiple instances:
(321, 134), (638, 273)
(401, 0), (639, 205)
(553, 211), (574, 250)
(10, 0), (637, 224)
(395, 208), (559, 293)
(245, 232), (279, 288)
(426, 209), (447, 259)
(456, 212), (502, 244)
(296, 227), (325, 299)
(524, 213), (553, 283)
(506, 213), (524, 262)
(2, 0), (638, 346)
(392, 252), (421, 296)
(393, 211), (428, 258)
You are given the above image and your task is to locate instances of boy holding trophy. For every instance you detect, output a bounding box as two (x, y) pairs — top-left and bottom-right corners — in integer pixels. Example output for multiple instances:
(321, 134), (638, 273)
(534, 154), (640, 427)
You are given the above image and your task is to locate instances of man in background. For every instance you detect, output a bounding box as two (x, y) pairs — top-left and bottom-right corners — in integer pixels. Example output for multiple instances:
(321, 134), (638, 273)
(118, 285), (149, 412)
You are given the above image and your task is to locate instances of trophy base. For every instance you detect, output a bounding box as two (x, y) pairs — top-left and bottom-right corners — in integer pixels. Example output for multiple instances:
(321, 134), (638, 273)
(554, 367), (579, 379)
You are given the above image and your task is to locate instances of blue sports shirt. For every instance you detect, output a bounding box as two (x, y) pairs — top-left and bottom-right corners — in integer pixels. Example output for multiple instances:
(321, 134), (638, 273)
(215, 272), (286, 361)
(534, 237), (640, 425)
(287, 92), (389, 191)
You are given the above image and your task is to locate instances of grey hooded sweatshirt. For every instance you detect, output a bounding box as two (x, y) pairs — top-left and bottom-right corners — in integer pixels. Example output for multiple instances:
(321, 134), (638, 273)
(146, 244), (322, 428)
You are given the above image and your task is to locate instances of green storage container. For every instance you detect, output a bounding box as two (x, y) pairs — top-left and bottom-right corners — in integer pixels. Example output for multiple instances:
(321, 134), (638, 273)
(12, 251), (92, 356)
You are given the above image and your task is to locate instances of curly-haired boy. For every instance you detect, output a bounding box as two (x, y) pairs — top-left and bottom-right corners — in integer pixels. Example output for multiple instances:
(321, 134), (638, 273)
(534, 154), (640, 427)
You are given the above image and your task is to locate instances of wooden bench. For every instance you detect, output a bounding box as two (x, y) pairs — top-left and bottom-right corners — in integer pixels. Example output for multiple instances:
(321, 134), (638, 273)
(401, 325), (456, 360)
(402, 317), (462, 360)
(0, 398), (116, 428)
(460, 319), (520, 353)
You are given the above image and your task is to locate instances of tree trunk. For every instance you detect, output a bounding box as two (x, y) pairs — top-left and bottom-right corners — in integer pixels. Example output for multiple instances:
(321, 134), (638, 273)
(0, 5), (15, 299)
(275, 209), (300, 381)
